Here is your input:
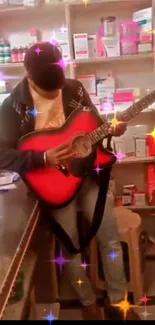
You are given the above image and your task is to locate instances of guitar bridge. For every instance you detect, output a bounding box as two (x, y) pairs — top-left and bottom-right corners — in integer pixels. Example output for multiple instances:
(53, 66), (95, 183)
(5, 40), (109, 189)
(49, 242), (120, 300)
(56, 164), (69, 176)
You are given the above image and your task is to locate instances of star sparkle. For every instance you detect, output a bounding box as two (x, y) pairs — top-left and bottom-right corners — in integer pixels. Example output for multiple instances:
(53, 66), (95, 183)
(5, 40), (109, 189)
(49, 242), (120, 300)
(93, 165), (103, 175)
(50, 250), (70, 272)
(43, 311), (57, 324)
(28, 107), (42, 117)
(80, 260), (89, 270)
(140, 306), (152, 320)
(83, 0), (89, 6)
(140, 294), (151, 305)
(147, 127), (155, 140)
(115, 150), (126, 162)
(34, 46), (43, 56)
(108, 251), (118, 261)
(112, 292), (139, 320)
(110, 114), (119, 129)
(76, 278), (84, 286)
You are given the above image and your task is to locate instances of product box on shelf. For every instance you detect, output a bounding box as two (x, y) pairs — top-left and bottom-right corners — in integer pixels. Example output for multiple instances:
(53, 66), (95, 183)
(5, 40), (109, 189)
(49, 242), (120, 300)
(88, 35), (97, 58)
(73, 33), (89, 60)
(138, 43), (152, 53)
(122, 194), (132, 206)
(124, 136), (136, 157)
(113, 136), (126, 155)
(114, 101), (133, 113)
(125, 124), (149, 139)
(133, 7), (152, 43)
(90, 95), (101, 110)
(133, 192), (146, 206)
(96, 74), (115, 99)
(146, 135), (155, 156)
(114, 91), (134, 102)
(121, 39), (138, 55)
(77, 75), (96, 96)
(101, 36), (120, 57)
(136, 139), (146, 157)
(54, 28), (70, 60)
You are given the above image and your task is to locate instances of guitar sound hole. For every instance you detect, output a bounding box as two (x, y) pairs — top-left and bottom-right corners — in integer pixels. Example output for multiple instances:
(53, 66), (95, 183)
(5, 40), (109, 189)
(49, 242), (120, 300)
(72, 136), (92, 158)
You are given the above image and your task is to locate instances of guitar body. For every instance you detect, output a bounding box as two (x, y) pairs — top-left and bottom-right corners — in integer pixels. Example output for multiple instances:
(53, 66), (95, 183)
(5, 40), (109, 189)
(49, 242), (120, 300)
(19, 108), (116, 207)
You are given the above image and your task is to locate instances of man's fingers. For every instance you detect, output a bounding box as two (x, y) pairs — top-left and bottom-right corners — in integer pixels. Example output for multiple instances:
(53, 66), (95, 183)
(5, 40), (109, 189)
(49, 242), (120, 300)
(55, 142), (71, 152)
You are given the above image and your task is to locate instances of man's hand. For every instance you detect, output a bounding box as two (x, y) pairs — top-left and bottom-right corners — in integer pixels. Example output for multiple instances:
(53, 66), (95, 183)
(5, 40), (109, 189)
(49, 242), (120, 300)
(109, 122), (127, 137)
(46, 143), (74, 166)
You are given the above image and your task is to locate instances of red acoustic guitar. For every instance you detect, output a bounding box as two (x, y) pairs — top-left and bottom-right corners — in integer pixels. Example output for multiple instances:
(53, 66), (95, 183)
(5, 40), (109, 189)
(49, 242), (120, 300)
(19, 90), (155, 207)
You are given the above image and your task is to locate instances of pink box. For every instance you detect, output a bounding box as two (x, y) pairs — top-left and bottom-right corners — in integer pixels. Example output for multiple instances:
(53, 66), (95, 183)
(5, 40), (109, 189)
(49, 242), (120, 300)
(114, 92), (134, 102)
(120, 21), (140, 41)
(121, 39), (138, 55)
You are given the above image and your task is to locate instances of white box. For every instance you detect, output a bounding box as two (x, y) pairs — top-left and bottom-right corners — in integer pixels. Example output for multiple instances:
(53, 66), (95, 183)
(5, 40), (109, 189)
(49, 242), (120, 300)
(114, 136), (126, 155)
(114, 102), (133, 113)
(134, 193), (146, 206)
(54, 28), (70, 60)
(133, 7), (152, 31)
(124, 137), (136, 156)
(73, 33), (89, 60)
(133, 7), (152, 42)
(88, 35), (97, 58)
(78, 75), (96, 96)
(102, 36), (120, 57)
(96, 76), (115, 99)
(136, 139), (146, 157)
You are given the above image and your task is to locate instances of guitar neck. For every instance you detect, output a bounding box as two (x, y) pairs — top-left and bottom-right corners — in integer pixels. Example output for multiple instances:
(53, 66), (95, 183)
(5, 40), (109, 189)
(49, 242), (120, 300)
(88, 89), (155, 145)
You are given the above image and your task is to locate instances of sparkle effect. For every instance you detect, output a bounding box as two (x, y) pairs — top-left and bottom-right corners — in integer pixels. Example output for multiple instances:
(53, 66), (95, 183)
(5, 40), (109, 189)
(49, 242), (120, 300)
(50, 250), (70, 272)
(148, 127), (155, 140)
(43, 311), (57, 324)
(28, 107), (42, 117)
(140, 306), (152, 320)
(110, 114), (119, 129)
(115, 150), (126, 162)
(34, 46), (43, 56)
(140, 294), (151, 305)
(112, 292), (139, 320)
(80, 260), (89, 270)
(16, 246), (20, 253)
(108, 251), (118, 261)
(76, 278), (84, 286)
(93, 165), (103, 175)
(83, 0), (89, 6)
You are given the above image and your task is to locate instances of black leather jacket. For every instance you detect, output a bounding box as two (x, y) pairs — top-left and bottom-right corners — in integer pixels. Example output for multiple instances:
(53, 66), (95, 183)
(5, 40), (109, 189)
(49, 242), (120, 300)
(0, 77), (99, 175)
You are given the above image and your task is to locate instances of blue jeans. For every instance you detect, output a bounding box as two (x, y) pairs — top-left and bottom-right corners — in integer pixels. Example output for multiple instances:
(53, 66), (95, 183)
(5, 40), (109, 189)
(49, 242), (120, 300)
(52, 178), (127, 306)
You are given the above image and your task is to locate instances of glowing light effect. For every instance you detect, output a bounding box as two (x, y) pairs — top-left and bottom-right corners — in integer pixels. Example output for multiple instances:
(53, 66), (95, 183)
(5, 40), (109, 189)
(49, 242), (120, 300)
(60, 25), (68, 33)
(76, 278), (84, 287)
(80, 260), (89, 270)
(112, 292), (139, 320)
(34, 46), (43, 56)
(50, 250), (70, 272)
(93, 165), (103, 175)
(115, 150), (126, 162)
(147, 127), (155, 140)
(52, 59), (77, 70)
(43, 311), (57, 324)
(28, 107), (42, 117)
(110, 114), (119, 129)
(140, 294), (151, 305)
(108, 251), (118, 261)
(140, 307), (152, 320)
(83, 0), (89, 6)
(0, 72), (18, 80)
(100, 96), (113, 114)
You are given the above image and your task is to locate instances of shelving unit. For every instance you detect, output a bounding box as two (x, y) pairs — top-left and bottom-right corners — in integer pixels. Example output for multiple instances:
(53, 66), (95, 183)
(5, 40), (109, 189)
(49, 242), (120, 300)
(0, 0), (155, 250)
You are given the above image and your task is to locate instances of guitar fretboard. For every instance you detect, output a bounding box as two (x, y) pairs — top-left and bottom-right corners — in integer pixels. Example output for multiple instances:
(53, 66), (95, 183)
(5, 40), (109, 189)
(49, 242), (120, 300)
(87, 90), (155, 145)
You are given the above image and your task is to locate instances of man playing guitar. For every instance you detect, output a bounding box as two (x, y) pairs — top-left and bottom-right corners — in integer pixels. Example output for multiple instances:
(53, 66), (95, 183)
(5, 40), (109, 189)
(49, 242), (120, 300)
(0, 42), (140, 320)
